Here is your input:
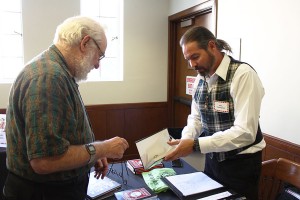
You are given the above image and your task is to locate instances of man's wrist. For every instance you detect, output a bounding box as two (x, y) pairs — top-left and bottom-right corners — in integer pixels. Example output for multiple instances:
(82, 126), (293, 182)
(193, 139), (201, 152)
(85, 143), (96, 164)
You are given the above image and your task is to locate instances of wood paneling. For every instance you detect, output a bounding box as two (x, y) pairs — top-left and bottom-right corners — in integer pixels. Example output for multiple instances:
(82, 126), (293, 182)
(262, 133), (300, 163)
(85, 102), (168, 160)
(2, 105), (300, 162)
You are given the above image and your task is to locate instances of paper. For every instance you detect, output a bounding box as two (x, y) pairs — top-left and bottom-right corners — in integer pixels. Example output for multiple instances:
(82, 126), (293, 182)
(0, 114), (6, 148)
(197, 191), (232, 200)
(186, 76), (196, 95)
(142, 168), (176, 193)
(135, 128), (176, 169)
(0, 132), (6, 148)
(164, 172), (223, 197)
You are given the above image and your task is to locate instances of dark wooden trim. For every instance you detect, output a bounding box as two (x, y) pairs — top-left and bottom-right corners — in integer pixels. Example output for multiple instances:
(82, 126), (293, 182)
(173, 96), (192, 106)
(262, 133), (300, 163)
(3, 104), (300, 162)
(1, 102), (169, 161)
(85, 102), (167, 110)
(85, 102), (169, 160)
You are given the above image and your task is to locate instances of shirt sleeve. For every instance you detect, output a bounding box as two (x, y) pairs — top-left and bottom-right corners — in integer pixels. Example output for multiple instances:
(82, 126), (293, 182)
(181, 75), (203, 139)
(23, 74), (74, 160)
(199, 64), (265, 154)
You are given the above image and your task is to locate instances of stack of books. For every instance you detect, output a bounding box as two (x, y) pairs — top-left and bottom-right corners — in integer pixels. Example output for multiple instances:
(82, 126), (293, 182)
(126, 159), (164, 175)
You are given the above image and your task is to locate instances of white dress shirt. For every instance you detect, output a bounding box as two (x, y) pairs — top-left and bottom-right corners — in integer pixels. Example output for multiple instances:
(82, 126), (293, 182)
(182, 54), (266, 154)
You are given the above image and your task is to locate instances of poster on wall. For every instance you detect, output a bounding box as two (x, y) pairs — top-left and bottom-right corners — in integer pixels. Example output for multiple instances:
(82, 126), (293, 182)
(186, 76), (196, 95)
(0, 114), (6, 148)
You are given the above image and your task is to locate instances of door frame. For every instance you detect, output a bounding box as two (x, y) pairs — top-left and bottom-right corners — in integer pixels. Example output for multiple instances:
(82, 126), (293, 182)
(167, 0), (218, 127)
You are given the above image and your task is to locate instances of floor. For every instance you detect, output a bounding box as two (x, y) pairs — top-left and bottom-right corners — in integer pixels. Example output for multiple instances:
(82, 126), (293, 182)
(182, 151), (205, 171)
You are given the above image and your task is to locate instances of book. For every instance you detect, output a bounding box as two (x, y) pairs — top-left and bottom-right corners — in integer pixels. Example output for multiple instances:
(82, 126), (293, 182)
(86, 172), (122, 200)
(135, 128), (176, 169)
(126, 159), (164, 175)
(114, 187), (158, 200)
(162, 172), (225, 200)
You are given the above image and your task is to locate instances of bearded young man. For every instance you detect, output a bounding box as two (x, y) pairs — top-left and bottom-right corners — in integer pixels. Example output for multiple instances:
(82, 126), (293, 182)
(3, 16), (129, 200)
(164, 26), (265, 200)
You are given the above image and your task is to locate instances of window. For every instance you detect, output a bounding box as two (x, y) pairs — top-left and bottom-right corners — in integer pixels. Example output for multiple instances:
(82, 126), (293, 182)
(81, 0), (123, 81)
(0, 0), (23, 83)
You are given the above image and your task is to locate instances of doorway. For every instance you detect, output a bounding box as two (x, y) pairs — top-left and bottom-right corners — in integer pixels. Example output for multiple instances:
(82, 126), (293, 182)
(167, 0), (218, 128)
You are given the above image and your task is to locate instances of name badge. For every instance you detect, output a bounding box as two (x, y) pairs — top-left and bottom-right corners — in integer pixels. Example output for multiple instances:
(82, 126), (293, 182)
(213, 101), (229, 113)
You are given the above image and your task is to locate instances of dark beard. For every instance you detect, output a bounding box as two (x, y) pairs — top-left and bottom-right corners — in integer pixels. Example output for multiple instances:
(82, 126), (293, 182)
(197, 50), (215, 77)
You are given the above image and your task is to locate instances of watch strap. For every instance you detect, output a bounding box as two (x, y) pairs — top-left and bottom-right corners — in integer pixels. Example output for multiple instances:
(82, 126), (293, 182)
(193, 139), (201, 152)
(85, 144), (96, 164)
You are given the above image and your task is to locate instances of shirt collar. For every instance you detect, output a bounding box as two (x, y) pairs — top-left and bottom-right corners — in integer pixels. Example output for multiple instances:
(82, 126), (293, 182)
(50, 44), (78, 85)
(214, 54), (231, 81)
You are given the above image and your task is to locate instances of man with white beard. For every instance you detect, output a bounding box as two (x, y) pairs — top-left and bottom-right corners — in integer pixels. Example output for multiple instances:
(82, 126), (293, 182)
(3, 16), (129, 200)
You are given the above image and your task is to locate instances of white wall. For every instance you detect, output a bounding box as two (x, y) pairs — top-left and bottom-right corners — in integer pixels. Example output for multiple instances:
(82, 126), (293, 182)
(0, 0), (169, 107)
(168, 0), (300, 144)
(217, 0), (300, 144)
(168, 0), (205, 15)
(1, 0), (298, 144)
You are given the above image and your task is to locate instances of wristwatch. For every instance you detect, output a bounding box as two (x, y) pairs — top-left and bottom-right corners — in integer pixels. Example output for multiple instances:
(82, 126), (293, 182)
(85, 143), (96, 164)
(193, 139), (201, 152)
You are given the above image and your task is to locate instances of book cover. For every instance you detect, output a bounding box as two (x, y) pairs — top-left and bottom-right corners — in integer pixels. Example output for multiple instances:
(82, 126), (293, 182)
(162, 172), (225, 200)
(114, 187), (157, 200)
(135, 128), (176, 169)
(87, 173), (122, 200)
(126, 159), (164, 175)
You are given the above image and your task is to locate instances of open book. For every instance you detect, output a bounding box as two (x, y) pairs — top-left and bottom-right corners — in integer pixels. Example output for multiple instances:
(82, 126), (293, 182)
(135, 128), (176, 169)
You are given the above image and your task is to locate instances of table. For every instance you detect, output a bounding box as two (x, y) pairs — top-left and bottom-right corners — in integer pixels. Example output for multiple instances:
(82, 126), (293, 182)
(102, 160), (244, 200)
(0, 149), (244, 200)
(106, 160), (197, 200)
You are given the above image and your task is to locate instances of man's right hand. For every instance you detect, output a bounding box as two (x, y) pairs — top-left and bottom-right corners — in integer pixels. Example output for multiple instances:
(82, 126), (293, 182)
(95, 137), (129, 159)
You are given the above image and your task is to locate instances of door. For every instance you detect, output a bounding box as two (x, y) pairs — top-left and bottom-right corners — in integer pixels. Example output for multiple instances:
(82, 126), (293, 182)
(168, 0), (217, 128)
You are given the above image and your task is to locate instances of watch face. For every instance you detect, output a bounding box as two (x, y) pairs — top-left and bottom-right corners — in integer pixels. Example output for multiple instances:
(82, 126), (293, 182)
(87, 144), (96, 154)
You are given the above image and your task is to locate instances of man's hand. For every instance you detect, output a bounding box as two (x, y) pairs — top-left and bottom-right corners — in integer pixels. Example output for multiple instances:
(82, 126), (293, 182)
(93, 158), (108, 179)
(96, 137), (129, 160)
(164, 138), (194, 161)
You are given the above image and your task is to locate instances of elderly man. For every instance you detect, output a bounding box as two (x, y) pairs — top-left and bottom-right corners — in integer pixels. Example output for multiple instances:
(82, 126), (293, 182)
(3, 16), (129, 200)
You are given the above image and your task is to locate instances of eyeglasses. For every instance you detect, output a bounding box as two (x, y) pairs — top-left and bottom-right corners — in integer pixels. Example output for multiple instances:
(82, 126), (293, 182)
(91, 37), (105, 61)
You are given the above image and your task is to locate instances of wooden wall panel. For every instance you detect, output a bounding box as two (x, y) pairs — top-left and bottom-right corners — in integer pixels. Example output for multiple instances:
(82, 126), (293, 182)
(107, 110), (125, 138)
(263, 133), (300, 163)
(85, 102), (168, 160)
(124, 107), (168, 159)
(174, 102), (190, 128)
(85, 108), (107, 141)
(2, 105), (300, 163)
